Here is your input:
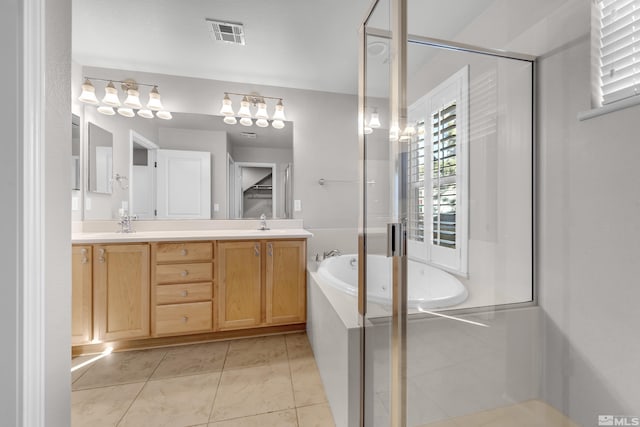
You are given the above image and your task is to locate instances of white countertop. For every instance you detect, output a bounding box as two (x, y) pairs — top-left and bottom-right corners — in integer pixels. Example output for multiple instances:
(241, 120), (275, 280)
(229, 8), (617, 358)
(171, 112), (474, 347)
(72, 228), (313, 244)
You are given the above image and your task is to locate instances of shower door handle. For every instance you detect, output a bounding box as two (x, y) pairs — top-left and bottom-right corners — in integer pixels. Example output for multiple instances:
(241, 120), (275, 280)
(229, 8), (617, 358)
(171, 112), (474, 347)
(387, 222), (406, 257)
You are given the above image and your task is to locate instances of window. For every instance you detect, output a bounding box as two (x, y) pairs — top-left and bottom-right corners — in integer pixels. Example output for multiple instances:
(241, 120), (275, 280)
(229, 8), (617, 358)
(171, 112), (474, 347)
(596, 0), (640, 105)
(407, 66), (469, 275)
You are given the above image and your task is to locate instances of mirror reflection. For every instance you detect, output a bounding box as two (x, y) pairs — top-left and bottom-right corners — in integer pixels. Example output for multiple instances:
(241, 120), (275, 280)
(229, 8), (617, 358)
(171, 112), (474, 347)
(87, 122), (114, 194)
(71, 114), (80, 191)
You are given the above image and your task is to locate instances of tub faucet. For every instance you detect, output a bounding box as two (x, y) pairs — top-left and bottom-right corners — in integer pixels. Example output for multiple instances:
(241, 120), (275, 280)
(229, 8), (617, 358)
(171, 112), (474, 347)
(323, 249), (341, 259)
(259, 213), (270, 231)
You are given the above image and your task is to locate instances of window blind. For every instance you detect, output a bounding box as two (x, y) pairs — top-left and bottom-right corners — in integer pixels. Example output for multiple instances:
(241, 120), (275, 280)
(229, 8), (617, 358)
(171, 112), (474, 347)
(432, 102), (457, 249)
(599, 0), (640, 105)
(408, 120), (425, 242)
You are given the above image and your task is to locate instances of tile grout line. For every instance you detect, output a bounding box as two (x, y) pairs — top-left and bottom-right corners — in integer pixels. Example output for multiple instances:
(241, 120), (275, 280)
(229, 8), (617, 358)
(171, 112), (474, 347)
(207, 341), (231, 424)
(115, 349), (168, 427)
(284, 335), (302, 427)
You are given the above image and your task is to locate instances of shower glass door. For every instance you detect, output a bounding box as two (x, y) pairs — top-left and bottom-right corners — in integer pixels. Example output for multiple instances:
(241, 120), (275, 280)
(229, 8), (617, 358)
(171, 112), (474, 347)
(360, 0), (536, 425)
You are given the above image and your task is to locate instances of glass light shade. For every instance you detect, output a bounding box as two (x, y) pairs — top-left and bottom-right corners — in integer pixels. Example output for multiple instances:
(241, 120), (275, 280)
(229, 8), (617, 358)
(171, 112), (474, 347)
(156, 110), (172, 120)
(124, 89), (142, 109)
(364, 124), (373, 135)
(255, 101), (269, 119)
(146, 86), (163, 111)
(256, 118), (269, 127)
(239, 117), (253, 126)
(102, 82), (121, 107)
(238, 96), (252, 117)
(220, 94), (235, 116)
(272, 119), (285, 129)
(369, 112), (381, 128)
(224, 116), (237, 125)
(137, 109), (154, 119)
(117, 107), (135, 118)
(272, 99), (286, 121)
(78, 79), (99, 105)
(97, 105), (115, 115)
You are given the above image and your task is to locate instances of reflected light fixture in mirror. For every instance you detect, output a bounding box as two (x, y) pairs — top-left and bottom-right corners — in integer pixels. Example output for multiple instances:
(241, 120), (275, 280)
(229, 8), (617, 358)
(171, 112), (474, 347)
(220, 92), (287, 129)
(78, 77), (172, 120)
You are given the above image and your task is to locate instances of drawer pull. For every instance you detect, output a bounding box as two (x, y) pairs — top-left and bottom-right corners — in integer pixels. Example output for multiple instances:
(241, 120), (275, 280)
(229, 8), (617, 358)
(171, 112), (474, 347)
(181, 249), (188, 256)
(181, 270), (189, 277)
(254, 243), (260, 257)
(81, 256), (88, 264)
(182, 316), (189, 323)
(181, 290), (188, 297)
(268, 243), (273, 257)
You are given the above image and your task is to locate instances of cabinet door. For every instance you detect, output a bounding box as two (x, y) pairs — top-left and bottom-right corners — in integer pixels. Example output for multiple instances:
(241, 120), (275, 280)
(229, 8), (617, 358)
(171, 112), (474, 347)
(72, 245), (92, 345)
(266, 240), (306, 325)
(94, 244), (150, 341)
(217, 241), (262, 330)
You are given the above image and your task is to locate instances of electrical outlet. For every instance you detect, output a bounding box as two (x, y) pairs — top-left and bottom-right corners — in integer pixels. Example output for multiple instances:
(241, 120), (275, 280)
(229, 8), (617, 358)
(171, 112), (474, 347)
(294, 199), (302, 212)
(213, 203), (220, 212)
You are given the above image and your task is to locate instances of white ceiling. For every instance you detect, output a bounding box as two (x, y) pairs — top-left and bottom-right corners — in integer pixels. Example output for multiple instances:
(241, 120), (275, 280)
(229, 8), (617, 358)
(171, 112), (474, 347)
(72, 0), (498, 96)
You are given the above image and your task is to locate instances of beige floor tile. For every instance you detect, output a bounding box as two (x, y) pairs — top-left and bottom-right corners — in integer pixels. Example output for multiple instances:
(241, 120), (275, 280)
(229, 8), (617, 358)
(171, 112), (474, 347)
(71, 355), (96, 384)
(71, 382), (143, 427)
(416, 420), (460, 427)
(224, 335), (288, 370)
(118, 373), (220, 427)
(151, 341), (229, 380)
(285, 333), (314, 360)
(297, 403), (336, 427)
(72, 348), (166, 390)
(210, 362), (295, 421)
(208, 409), (298, 427)
(290, 356), (327, 406)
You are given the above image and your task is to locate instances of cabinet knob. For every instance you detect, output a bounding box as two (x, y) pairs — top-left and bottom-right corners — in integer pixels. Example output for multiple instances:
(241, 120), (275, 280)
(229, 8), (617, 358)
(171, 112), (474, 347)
(181, 290), (188, 297)
(98, 248), (105, 256)
(81, 257), (88, 264)
(80, 248), (87, 255)
(181, 249), (188, 256)
(182, 316), (189, 323)
(98, 257), (105, 263)
(181, 270), (189, 277)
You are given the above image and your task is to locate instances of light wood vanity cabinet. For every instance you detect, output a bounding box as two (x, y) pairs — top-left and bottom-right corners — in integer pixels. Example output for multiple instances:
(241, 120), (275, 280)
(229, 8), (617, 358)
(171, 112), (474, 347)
(93, 244), (151, 342)
(217, 239), (306, 331)
(71, 245), (93, 345)
(151, 242), (214, 337)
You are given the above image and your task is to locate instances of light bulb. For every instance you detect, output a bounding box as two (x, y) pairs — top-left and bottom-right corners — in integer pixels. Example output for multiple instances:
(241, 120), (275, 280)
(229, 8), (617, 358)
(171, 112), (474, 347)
(224, 116), (237, 125)
(117, 107), (135, 118)
(220, 93), (235, 116)
(101, 81), (120, 107)
(369, 111), (381, 128)
(78, 79), (99, 105)
(364, 124), (373, 135)
(137, 109), (154, 119)
(146, 86), (163, 111)
(256, 118), (269, 127)
(272, 119), (285, 129)
(239, 117), (253, 126)
(124, 88), (142, 109)
(97, 105), (115, 115)
(255, 100), (269, 119)
(272, 99), (286, 121)
(156, 111), (172, 120)
(238, 96), (251, 118)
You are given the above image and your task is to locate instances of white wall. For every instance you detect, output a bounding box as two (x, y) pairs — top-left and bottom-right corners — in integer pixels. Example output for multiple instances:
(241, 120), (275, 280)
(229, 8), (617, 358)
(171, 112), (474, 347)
(158, 128), (228, 219)
(0, 1), (22, 423)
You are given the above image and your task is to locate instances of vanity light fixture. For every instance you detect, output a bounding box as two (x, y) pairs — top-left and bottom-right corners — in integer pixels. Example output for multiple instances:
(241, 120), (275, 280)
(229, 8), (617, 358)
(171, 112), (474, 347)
(363, 107), (382, 135)
(219, 92), (287, 129)
(78, 77), (172, 120)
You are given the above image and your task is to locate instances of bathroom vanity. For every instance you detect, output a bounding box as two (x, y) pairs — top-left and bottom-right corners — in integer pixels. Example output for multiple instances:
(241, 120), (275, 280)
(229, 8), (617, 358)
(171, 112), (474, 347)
(71, 228), (311, 355)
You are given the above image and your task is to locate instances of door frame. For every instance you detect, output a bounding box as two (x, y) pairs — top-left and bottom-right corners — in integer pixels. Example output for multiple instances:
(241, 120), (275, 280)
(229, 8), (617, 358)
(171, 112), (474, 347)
(234, 161), (277, 219)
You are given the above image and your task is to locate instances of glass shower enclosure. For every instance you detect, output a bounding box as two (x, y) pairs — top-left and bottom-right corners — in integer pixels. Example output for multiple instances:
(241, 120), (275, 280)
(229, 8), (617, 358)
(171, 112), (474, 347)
(359, 0), (538, 425)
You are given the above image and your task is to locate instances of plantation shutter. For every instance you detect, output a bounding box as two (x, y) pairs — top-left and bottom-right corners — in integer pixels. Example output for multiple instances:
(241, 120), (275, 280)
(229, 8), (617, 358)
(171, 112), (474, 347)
(407, 120), (425, 243)
(598, 0), (640, 105)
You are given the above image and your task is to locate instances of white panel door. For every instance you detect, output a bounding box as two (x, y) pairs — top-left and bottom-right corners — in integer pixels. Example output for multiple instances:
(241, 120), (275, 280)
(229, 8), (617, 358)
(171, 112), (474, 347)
(156, 149), (211, 219)
(132, 165), (154, 219)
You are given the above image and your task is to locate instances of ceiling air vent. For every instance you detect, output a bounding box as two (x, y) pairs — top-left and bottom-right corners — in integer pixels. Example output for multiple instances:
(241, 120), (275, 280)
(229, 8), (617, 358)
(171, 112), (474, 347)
(206, 19), (246, 45)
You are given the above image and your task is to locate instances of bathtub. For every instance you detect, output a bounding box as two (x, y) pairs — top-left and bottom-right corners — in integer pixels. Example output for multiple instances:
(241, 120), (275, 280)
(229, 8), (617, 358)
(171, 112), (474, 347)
(317, 254), (468, 310)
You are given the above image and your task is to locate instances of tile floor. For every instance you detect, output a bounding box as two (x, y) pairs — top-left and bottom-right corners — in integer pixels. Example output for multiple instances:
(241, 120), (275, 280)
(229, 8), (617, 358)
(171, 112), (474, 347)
(71, 333), (335, 427)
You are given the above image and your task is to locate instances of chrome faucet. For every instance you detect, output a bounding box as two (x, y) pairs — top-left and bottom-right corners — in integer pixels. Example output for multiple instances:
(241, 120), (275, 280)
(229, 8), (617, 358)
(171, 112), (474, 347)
(323, 249), (342, 259)
(117, 214), (137, 233)
(259, 213), (270, 231)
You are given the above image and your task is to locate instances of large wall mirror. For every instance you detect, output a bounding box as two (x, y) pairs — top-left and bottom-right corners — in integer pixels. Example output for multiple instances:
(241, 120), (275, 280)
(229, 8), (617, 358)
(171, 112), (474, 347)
(81, 111), (293, 220)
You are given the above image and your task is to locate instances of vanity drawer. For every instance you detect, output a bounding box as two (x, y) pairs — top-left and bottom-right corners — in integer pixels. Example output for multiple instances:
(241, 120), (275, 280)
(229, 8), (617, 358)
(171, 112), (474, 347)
(156, 282), (212, 305)
(155, 301), (212, 336)
(155, 242), (213, 263)
(156, 262), (212, 284)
